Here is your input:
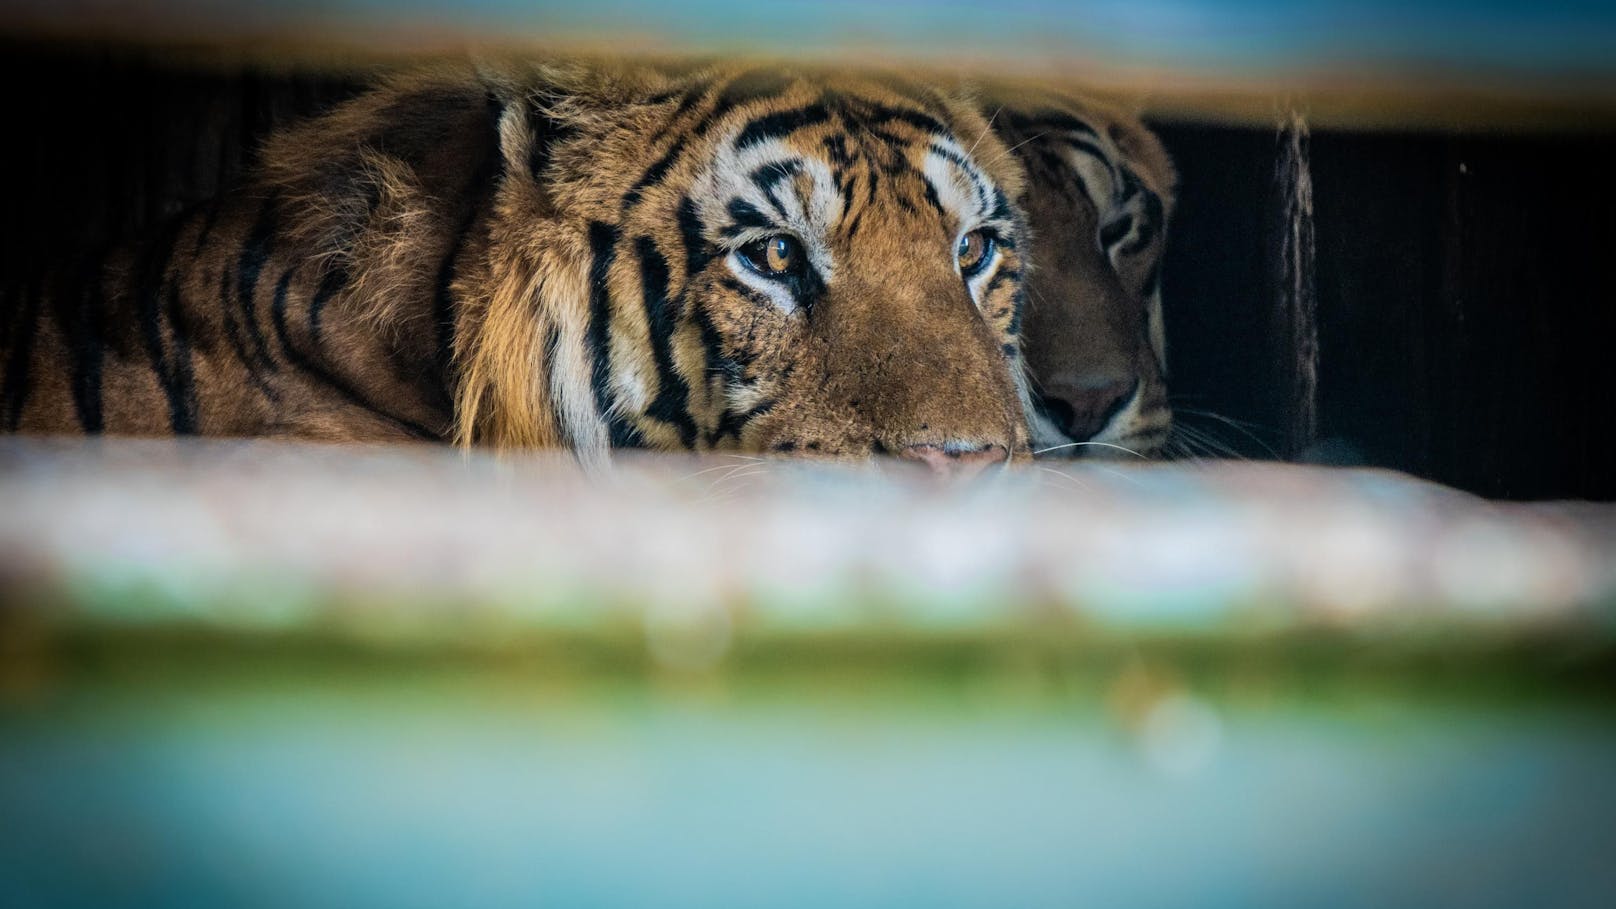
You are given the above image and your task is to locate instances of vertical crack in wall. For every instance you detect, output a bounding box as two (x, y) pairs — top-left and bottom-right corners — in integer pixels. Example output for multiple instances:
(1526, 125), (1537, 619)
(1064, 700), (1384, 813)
(1277, 107), (1318, 457)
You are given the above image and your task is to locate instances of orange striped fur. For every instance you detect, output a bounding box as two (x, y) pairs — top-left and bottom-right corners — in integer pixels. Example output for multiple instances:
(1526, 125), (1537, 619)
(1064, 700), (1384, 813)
(1, 61), (1035, 465)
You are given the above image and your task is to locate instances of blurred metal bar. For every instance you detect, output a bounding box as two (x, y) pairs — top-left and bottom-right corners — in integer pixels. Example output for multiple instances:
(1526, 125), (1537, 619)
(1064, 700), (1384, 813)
(3, 438), (1612, 647)
(2, 1), (1614, 129)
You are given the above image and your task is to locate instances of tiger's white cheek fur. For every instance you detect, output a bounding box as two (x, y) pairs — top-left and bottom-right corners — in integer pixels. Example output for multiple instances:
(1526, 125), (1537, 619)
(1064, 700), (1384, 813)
(727, 375), (772, 416)
(610, 347), (651, 414)
(548, 316), (609, 457)
(728, 259), (805, 315)
(963, 258), (1003, 306)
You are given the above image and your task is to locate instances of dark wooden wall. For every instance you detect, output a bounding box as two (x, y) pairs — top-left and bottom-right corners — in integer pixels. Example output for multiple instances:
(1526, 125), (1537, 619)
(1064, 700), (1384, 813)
(0, 43), (365, 288)
(1154, 117), (1616, 499)
(3, 41), (1613, 500)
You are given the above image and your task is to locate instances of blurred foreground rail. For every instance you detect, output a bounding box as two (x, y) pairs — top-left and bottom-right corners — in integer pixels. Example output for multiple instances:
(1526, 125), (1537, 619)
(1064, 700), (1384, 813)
(1, 437), (1613, 656)
(1, 438), (1614, 908)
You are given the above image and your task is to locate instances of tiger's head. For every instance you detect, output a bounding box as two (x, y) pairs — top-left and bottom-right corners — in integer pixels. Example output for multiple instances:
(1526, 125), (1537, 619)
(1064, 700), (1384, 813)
(453, 64), (1032, 470)
(978, 87), (1176, 459)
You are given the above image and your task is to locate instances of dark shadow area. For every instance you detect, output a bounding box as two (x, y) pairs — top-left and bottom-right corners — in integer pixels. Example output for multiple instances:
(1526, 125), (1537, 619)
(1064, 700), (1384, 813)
(1152, 118), (1616, 500)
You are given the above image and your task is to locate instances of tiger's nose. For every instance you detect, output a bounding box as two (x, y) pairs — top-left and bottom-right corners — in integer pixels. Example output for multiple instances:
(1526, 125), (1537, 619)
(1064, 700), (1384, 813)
(898, 443), (1007, 480)
(1038, 376), (1137, 441)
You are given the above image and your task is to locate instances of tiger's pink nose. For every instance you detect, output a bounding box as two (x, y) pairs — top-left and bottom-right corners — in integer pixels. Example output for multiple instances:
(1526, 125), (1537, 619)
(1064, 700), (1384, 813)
(898, 443), (1006, 480)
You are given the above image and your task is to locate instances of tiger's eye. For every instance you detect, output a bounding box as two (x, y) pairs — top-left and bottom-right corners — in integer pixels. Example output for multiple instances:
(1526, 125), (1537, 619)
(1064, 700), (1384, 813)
(765, 236), (799, 274)
(740, 234), (803, 279)
(957, 230), (992, 275)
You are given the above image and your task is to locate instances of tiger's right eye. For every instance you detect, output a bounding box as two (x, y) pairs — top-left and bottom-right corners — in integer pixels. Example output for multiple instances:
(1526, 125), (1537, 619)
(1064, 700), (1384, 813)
(738, 235), (804, 279)
(957, 229), (995, 277)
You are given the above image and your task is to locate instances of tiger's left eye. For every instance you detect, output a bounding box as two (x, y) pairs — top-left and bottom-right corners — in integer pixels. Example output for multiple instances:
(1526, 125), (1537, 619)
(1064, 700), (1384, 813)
(957, 229), (994, 276)
(738, 234), (805, 279)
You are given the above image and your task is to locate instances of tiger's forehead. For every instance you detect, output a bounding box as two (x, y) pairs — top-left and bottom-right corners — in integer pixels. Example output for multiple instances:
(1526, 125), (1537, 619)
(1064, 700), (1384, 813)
(685, 76), (1017, 241)
(1008, 113), (1124, 208)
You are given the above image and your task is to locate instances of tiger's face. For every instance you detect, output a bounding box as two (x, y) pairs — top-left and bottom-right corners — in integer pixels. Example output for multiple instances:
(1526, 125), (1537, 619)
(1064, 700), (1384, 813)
(983, 90), (1176, 459)
(467, 66), (1030, 469)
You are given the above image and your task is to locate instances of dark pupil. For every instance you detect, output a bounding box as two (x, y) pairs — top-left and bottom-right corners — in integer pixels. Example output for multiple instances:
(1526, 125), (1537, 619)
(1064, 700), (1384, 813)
(772, 238), (791, 266)
(959, 235), (971, 258)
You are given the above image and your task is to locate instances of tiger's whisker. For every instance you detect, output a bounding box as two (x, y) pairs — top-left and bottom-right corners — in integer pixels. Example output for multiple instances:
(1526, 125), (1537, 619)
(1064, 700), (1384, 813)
(1036, 465), (1092, 495)
(965, 105), (1005, 160)
(681, 457), (767, 481)
(1032, 440), (1148, 459)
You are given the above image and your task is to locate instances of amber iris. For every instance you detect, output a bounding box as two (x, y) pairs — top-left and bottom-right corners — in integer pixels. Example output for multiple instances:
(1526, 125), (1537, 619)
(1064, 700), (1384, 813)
(740, 235), (804, 278)
(957, 229), (993, 275)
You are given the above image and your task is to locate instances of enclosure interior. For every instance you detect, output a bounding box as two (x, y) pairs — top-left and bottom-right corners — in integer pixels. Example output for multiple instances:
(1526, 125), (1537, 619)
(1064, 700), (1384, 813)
(2, 40), (1612, 500)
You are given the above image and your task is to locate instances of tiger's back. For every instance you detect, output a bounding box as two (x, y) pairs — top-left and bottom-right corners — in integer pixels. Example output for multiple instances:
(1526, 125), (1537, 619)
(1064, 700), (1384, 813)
(0, 79), (500, 441)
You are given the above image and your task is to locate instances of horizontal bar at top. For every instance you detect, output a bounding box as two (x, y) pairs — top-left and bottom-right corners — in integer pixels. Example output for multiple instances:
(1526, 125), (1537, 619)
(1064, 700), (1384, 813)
(3, 2), (1616, 131)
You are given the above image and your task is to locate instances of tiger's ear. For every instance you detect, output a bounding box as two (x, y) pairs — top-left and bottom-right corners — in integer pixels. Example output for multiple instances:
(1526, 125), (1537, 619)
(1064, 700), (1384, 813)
(1105, 112), (1178, 219)
(452, 90), (611, 462)
(477, 73), (567, 208)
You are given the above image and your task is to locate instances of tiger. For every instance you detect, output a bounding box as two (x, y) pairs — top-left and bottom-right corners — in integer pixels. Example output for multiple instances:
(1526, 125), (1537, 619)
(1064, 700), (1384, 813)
(977, 85), (1177, 458)
(0, 61), (1033, 474)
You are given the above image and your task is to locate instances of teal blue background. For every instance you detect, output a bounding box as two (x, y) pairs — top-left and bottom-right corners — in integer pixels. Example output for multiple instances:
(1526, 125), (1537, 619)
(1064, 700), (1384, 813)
(4, 680), (1614, 908)
(8, 1), (1616, 77)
